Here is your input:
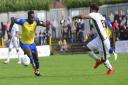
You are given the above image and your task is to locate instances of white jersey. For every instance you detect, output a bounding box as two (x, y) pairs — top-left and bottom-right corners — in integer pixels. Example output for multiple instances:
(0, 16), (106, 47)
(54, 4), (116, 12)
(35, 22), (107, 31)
(88, 12), (110, 60)
(9, 23), (20, 49)
(11, 23), (19, 38)
(89, 12), (107, 40)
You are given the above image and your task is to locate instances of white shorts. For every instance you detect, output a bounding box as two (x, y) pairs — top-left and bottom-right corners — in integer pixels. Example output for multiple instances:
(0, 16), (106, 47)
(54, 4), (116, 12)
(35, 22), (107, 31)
(87, 36), (99, 51)
(87, 36), (110, 58)
(9, 37), (19, 49)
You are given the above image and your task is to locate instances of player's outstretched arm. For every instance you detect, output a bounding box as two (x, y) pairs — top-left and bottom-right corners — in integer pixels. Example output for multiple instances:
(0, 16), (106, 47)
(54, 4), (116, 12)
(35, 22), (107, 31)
(73, 15), (92, 20)
(81, 15), (92, 19)
(72, 15), (82, 19)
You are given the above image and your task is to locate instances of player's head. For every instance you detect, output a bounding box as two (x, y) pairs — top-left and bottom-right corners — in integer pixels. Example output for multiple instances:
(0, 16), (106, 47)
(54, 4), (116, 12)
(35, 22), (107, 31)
(10, 17), (15, 27)
(28, 10), (35, 24)
(10, 17), (14, 23)
(90, 3), (99, 12)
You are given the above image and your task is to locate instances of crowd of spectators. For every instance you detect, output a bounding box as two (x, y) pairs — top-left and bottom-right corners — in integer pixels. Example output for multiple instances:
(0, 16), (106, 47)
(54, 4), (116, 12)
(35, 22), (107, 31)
(109, 10), (128, 40)
(108, 10), (128, 48)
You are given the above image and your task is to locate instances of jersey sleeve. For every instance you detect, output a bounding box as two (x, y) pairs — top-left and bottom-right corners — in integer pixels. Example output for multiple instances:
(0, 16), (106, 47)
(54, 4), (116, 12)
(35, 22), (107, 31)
(89, 13), (96, 20)
(107, 20), (112, 30)
(14, 18), (27, 25)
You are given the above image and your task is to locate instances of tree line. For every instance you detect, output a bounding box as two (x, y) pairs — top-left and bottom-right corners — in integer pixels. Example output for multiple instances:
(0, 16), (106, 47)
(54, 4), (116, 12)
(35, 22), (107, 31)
(0, 0), (127, 12)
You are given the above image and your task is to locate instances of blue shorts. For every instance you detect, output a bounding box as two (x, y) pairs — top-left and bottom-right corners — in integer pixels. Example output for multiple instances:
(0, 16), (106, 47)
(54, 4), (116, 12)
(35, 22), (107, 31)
(20, 41), (37, 54)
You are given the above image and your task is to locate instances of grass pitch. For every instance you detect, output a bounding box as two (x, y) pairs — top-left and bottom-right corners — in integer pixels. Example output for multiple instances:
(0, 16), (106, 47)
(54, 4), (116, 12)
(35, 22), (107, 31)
(0, 54), (128, 85)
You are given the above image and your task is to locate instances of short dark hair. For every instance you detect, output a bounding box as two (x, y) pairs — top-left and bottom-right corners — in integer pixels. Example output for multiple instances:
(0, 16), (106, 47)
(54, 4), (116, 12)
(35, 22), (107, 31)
(11, 17), (14, 20)
(90, 3), (99, 12)
(28, 10), (34, 15)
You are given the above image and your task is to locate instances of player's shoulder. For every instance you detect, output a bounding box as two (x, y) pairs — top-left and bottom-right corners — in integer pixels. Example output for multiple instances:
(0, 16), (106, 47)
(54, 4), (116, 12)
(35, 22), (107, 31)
(15, 18), (28, 25)
(89, 12), (99, 18)
(19, 18), (28, 23)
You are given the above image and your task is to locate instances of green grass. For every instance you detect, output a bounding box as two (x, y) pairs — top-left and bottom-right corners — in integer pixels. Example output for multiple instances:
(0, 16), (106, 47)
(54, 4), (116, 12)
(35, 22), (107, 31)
(0, 54), (128, 85)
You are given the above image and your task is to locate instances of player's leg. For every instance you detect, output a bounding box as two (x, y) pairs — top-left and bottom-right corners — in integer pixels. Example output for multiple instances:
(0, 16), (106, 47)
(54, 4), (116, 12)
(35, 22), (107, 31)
(20, 42), (36, 75)
(16, 48), (21, 64)
(99, 50), (113, 71)
(32, 53), (40, 76)
(102, 56), (115, 75)
(4, 40), (13, 64)
(4, 48), (12, 64)
(100, 39), (115, 75)
(93, 37), (110, 69)
(87, 37), (99, 61)
(109, 47), (117, 60)
(30, 43), (40, 76)
(87, 37), (104, 69)
(24, 48), (37, 73)
(14, 39), (21, 64)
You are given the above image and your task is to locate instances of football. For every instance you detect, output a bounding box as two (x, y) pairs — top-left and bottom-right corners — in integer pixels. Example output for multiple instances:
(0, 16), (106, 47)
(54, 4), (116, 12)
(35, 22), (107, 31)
(21, 55), (30, 66)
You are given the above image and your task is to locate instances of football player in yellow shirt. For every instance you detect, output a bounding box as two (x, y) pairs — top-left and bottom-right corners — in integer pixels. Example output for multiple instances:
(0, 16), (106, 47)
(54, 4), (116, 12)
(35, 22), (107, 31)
(106, 18), (117, 60)
(13, 10), (46, 76)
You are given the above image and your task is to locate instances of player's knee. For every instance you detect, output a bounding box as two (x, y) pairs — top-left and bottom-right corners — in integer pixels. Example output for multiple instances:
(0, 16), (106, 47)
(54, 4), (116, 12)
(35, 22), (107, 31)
(87, 44), (92, 50)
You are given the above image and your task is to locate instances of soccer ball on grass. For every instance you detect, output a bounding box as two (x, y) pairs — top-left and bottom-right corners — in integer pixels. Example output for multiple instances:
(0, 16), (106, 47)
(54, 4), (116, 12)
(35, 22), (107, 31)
(21, 55), (30, 66)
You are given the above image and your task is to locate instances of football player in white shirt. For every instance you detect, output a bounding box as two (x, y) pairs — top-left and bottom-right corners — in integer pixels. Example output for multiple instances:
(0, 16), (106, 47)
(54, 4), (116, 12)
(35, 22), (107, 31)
(73, 3), (115, 75)
(4, 17), (21, 64)
(88, 19), (117, 61)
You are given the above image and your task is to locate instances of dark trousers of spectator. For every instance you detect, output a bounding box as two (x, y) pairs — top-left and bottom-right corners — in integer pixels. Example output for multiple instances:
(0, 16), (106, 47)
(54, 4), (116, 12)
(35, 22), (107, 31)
(46, 36), (49, 45)
(76, 30), (79, 41)
(112, 32), (117, 49)
(79, 31), (85, 46)
(71, 33), (76, 43)
(52, 27), (56, 39)
(39, 37), (45, 45)
(62, 31), (68, 41)
(0, 38), (2, 46)
(67, 25), (71, 39)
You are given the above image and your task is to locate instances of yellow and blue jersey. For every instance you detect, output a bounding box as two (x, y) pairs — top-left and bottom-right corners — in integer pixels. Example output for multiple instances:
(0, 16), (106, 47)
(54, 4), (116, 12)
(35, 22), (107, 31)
(106, 19), (112, 38)
(106, 27), (111, 38)
(15, 19), (37, 44)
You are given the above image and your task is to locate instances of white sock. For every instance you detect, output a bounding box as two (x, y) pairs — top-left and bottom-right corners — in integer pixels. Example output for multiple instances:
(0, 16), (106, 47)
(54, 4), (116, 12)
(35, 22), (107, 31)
(17, 51), (21, 62)
(113, 52), (117, 60)
(88, 51), (99, 61)
(7, 51), (11, 62)
(104, 59), (112, 70)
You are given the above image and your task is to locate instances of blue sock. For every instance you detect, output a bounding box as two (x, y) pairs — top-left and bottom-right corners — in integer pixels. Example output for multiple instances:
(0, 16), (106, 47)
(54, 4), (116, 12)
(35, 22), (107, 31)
(109, 47), (114, 54)
(29, 56), (35, 65)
